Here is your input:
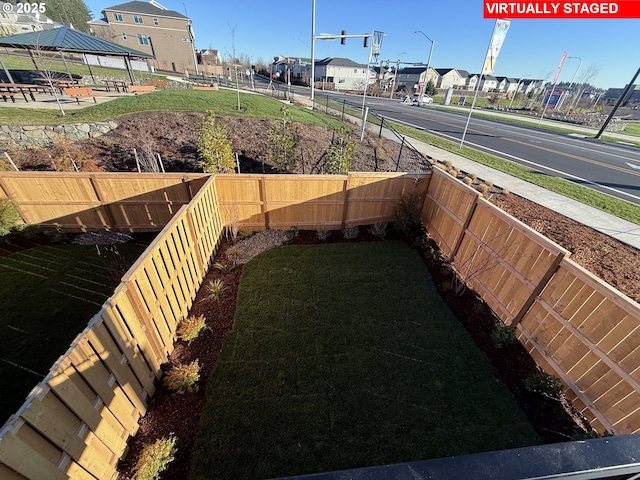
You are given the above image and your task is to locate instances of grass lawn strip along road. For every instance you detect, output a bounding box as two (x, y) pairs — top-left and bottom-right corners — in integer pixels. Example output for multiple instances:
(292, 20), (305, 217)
(190, 241), (539, 480)
(0, 243), (147, 423)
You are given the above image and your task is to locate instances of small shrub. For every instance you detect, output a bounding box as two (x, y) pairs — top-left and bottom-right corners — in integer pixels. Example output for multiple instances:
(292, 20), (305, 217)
(213, 261), (234, 274)
(0, 199), (21, 236)
(316, 227), (330, 241)
(392, 191), (424, 235)
(207, 278), (228, 301)
(469, 173), (478, 181)
(477, 183), (489, 194)
(443, 159), (453, 168)
(491, 324), (517, 349)
(342, 225), (359, 240)
(177, 315), (207, 345)
(502, 187), (510, 196)
(524, 371), (564, 399)
(238, 230), (254, 239)
(288, 225), (299, 240)
(436, 163), (447, 171)
(132, 435), (177, 480)
(368, 221), (388, 239)
(163, 360), (200, 393)
(225, 245), (242, 264)
(197, 111), (235, 173)
(485, 180), (494, 188)
(462, 177), (473, 186)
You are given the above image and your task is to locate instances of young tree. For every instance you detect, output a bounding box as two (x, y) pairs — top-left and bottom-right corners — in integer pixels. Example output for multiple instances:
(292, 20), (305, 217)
(197, 111), (235, 174)
(425, 79), (437, 97)
(267, 106), (299, 172)
(324, 126), (356, 174)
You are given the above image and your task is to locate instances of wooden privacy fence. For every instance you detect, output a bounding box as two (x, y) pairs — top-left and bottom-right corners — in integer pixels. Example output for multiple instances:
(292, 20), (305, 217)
(2, 169), (640, 478)
(0, 172), (209, 232)
(0, 176), (223, 480)
(423, 168), (640, 435)
(214, 172), (431, 231)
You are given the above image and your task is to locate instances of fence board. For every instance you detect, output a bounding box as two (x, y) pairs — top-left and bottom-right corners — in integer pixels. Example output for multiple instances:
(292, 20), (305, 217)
(520, 258), (640, 434)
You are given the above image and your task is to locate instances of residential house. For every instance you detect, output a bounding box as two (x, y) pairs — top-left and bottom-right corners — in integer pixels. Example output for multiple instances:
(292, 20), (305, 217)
(477, 74), (498, 92)
(313, 57), (371, 92)
(88, 0), (197, 74)
(433, 68), (465, 89)
(200, 48), (222, 66)
(603, 84), (640, 103)
(394, 67), (424, 93)
(495, 76), (519, 95)
(0, 1), (60, 35)
(520, 79), (546, 96)
(458, 70), (477, 91)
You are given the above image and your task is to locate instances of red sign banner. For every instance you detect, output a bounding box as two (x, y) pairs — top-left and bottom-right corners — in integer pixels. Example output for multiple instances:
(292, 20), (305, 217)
(484, 1), (640, 18)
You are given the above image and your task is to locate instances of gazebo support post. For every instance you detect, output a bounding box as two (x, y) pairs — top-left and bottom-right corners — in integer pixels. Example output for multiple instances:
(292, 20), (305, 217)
(0, 54), (15, 83)
(83, 54), (97, 86)
(125, 56), (136, 85)
(59, 51), (74, 81)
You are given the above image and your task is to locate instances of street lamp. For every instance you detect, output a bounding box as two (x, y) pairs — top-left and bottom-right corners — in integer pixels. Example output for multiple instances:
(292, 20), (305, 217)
(389, 51), (405, 99)
(415, 30), (434, 100)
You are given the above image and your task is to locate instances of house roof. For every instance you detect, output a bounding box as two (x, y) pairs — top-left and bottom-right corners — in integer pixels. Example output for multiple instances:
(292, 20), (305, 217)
(397, 67), (426, 75)
(315, 57), (367, 68)
(457, 70), (472, 78)
(0, 26), (153, 57)
(496, 76), (518, 82)
(434, 68), (459, 76)
(102, 1), (187, 19)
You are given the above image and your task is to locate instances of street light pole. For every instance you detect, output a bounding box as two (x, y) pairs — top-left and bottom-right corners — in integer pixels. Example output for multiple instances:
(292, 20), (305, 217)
(415, 30), (434, 100)
(389, 52), (405, 99)
(310, 0), (316, 101)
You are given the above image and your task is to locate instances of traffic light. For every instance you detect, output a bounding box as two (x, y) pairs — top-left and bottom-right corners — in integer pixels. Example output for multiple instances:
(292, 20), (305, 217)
(363, 36), (368, 48)
(341, 30), (346, 45)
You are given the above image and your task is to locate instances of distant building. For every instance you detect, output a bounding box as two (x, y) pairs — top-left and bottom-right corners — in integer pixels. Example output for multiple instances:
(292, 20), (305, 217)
(88, 0), (197, 74)
(311, 57), (372, 92)
(0, 1), (60, 35)
(603, 85), (640, 103)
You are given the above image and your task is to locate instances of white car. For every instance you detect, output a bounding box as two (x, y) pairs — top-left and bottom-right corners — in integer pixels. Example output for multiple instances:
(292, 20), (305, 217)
(412, 94), (433, 105)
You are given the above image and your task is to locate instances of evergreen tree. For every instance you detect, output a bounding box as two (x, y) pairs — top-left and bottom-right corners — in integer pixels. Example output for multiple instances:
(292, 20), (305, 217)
(10, 0), (93, 33)
(197, 111), (235, 174)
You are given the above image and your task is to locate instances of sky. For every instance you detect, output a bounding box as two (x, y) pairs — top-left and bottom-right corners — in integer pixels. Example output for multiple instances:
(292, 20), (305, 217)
(82, 0), (639, 89)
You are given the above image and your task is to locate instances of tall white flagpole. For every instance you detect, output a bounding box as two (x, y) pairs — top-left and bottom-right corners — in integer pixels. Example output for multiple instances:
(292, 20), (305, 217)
(460, 19), (511, 149)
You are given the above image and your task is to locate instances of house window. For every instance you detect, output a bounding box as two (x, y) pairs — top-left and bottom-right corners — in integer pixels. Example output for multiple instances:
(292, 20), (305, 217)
(134, 15), (143, 24)
(153, 17), (159, 25)
(182, 37), (189, 42)
(113, 12), (123, 22)
(137, 33), (149, 46)
(121, 32), (127, 40)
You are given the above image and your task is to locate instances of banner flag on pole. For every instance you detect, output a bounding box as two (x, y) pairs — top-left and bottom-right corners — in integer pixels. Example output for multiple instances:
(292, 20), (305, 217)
(481, 19), (511, 75)
(369, 30), (385, 64)
(553, 51), (568, 83)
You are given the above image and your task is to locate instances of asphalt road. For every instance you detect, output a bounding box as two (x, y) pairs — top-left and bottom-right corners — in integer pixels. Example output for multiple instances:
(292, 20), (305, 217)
(266, 80), (640, 206)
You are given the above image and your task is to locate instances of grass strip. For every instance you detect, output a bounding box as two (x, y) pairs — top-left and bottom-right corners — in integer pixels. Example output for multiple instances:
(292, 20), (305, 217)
(0, 88), (344, 129)
(190, 241), (539, 480)
(0, 242), (147, 423)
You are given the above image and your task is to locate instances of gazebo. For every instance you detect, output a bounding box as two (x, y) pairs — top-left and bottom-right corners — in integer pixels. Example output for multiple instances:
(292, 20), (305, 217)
(0, 26), (154, 85)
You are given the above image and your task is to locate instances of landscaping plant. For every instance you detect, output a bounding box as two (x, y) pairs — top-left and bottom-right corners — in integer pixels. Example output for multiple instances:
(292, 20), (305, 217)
(206, 278), (228, 301)
(325, 125), (356, 174)
(163, 360), (200, 393)
(197, 111), (235, 173)
(132, 434), (177, 480)
(525, 371), (564, 399)
(267, 105), (299, 172)
(0, 199), (21, 236)
(177, 315), (207, 345)
(491, 323), (517, 349)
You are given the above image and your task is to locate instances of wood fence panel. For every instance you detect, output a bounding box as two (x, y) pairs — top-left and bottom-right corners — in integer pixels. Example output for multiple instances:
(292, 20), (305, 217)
(454, 199), (568, 324)
(0, 173), (208, 231)
(0, 421), (69, 480)
(264, 176), (346, 229)
(214, 175), (265, 230)
(345, 173), (430, 226)
(423, 168), (478, 258)
(520, 258), (640, 434)
(0, 463), (29, 480)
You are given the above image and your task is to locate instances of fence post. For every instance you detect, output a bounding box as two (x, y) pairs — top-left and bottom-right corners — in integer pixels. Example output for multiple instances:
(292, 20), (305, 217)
(341, 99), (345, 121)
(396, 137), (405, 172)
(325, 94), (329, 114)
(378, 116), (384, 138)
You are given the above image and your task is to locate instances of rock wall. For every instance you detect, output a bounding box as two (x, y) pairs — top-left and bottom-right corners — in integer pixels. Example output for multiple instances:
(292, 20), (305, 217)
(0, 121), (118, 148)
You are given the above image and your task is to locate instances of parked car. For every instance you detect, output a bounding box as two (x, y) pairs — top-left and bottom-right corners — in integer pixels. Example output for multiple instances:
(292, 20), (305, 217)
(412, 94), (433, 105)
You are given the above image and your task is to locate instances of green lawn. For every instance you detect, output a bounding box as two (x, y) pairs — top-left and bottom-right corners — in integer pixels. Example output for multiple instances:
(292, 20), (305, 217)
(190, 241), (539, 480)
(0, 88), (344, 129)
(0, 242), (147, 423)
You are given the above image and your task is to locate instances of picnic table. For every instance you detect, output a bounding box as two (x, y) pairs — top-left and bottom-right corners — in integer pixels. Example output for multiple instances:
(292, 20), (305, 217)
(0, 83), (47, 102)
(34, 78), (80, 93)
(103, 80), (129, 92)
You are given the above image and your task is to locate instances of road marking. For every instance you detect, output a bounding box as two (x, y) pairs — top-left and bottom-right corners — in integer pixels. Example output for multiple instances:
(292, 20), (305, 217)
(627, 162), (640, 170)
(434, 130), (640, 203)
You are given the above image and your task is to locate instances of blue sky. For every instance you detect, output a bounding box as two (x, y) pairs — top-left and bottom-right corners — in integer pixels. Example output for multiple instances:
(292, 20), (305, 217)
(83, 0), (638, 89)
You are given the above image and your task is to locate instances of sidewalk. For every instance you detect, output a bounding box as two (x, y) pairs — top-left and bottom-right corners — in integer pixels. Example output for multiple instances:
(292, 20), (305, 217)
(297, 95), (640, 250)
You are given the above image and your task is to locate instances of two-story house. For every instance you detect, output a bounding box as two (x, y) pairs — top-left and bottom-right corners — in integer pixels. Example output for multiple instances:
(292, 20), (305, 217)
(313, 57), (371, 92)
(434, 68), (465, 89)
(88, 0), (197, 74)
